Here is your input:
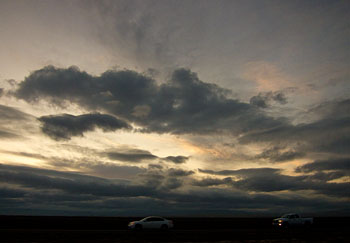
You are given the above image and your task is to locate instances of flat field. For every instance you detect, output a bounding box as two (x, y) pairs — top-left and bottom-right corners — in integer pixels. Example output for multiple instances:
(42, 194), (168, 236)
(1, 216), (348, 242)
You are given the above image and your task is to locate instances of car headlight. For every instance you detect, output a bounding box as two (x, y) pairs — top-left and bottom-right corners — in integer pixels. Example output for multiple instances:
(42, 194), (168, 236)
(278, 220), (283, 223)
(128, 222), (135, 226)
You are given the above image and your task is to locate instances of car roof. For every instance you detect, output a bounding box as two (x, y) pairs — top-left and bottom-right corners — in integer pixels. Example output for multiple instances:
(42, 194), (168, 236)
(282, 213), (298, 217)
(142, 216), (165, 220)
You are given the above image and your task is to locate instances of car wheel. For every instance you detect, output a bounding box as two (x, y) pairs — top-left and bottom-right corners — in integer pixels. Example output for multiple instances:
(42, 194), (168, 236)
(135, 224), (142, 231)
(161, 224), (168, 230)
(282, 222), (289, 228)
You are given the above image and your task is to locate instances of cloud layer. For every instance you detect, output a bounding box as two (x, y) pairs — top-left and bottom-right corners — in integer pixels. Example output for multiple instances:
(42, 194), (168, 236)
(15, 66), (285, 136)
(1, 164), (349, 216)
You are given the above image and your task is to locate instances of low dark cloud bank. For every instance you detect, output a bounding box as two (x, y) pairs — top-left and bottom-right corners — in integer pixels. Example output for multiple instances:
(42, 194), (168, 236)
(38, 113), (131, 140)
(1, 164), (349, 216)
(197, 167), (350, 198)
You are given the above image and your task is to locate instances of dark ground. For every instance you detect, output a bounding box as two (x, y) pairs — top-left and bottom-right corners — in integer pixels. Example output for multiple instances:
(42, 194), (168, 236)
(1, 216), (349, 242)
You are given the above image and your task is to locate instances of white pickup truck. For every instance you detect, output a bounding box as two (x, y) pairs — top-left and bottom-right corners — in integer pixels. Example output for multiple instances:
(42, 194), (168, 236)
(272, 213), (313, 227)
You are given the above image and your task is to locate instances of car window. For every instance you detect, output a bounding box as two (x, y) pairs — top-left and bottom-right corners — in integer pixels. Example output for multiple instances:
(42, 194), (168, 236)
(153, 217), (164, 221)
(150, 217), (164, 221)
(143, 217), (165, 222)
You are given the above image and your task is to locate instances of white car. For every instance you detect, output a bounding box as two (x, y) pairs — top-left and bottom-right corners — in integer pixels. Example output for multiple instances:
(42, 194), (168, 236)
(128, 216), (174, 230)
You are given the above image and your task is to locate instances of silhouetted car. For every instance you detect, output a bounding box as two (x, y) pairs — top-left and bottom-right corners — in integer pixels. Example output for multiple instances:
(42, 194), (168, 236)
(272, 213), (313, 227)
(128, 216), (174, 230)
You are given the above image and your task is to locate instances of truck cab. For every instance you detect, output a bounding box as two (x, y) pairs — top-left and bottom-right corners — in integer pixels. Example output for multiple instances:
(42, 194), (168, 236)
(272, 213), (313, 227)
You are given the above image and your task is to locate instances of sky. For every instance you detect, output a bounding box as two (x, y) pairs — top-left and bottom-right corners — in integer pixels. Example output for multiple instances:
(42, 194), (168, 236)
(0, 0), (349, 216)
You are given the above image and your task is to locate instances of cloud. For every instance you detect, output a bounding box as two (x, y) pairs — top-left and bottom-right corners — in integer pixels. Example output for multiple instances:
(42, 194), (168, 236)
(256, 146), (305, 162)
(105, 147), (189, 164)
(307, 171), (347, 182)
(106, 148), (158, 163)
(14, 65), (286, 135)
(0, 104), (33, 123)
(1, 164), (349, 216)
(136, 167), (194, 190)
(0, 164), (154, 198)
(0, 129), (20, 139)
(295, 158), (350, 173)
(307, 99), (350, 121)
(0, 149), (146, 179)
(197, 167), (350, 198)
(192, 177), (233, 187)
(198, 168), (280, 177)
(163, 155), (189, 164)
(239, 99), (350, 157)
(167, 168), (194, 177)
(38, 113), (131, 140)
(250, 91), (288, 108)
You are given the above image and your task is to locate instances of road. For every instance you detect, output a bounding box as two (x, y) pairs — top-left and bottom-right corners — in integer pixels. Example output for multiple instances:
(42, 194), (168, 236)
(1, 227), (349, 242)
(1, 216), (349, 242)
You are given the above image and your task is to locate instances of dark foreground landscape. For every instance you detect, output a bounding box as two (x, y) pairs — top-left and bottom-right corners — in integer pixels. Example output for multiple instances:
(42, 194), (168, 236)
(1, 216), (349, 243)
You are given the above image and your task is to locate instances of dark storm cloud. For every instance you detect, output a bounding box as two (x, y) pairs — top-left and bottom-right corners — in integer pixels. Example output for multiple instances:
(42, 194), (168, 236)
(250, 91), (288, 108)
(256, 146), (305, 162)
(14, 65), (286, 135)
(106, 148), (158, 162)
(164, 155), (189, 164)
(38, 113), (131, 140)
(295, 158), (350, 173)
